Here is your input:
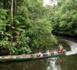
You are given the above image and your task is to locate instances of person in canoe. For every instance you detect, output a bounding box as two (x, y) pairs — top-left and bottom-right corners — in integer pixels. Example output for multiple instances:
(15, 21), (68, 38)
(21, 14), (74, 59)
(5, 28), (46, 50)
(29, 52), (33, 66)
(58, 44), (64, 53)
(53, 50), (58, 55)
(37, 51), (43, 57)
(43, 50), (51, 56)
(46, 50), (51, 56)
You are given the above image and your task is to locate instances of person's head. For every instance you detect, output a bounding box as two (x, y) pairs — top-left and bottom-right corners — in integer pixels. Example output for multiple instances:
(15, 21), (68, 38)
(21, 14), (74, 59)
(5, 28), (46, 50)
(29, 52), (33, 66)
(47, 50), (49, 52)
(58, 44), (62, 47)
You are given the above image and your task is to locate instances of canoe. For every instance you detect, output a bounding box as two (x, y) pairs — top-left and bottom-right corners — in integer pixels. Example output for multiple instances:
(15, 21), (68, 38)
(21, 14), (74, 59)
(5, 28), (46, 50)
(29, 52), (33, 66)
(0, 53), (65, 62)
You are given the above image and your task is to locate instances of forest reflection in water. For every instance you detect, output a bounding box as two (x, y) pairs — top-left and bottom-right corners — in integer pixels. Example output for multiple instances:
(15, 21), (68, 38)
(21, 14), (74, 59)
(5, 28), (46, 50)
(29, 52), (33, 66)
(0, 59), (48, 70)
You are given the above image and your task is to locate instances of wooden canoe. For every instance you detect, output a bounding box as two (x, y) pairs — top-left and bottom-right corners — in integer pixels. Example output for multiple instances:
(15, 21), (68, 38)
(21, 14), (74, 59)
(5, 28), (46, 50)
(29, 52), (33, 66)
(0, 53), (65, 62)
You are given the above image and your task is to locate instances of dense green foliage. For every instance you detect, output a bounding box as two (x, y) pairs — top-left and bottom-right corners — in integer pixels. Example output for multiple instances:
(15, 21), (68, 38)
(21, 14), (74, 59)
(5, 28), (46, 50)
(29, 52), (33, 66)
(1, 0), (77, 55)
(0, 0), (57, 55)
(51, 0), (77, 37)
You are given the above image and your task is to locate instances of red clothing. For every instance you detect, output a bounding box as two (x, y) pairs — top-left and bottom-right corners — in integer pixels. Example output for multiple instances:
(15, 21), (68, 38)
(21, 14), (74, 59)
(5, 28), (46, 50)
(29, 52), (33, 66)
(59, 48), (63, 53)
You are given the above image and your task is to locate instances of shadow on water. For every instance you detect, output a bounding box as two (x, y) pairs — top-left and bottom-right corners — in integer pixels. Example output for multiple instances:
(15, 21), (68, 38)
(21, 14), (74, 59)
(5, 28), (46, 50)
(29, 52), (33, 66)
(60, 54), (77, 70)
(0, 59), (48, 70)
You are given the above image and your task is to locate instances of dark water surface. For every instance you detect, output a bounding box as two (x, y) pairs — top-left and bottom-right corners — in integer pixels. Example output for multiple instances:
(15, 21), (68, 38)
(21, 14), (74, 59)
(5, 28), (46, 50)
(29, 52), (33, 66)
(0, 59), (48, 70)
(0, 36), (77, 70)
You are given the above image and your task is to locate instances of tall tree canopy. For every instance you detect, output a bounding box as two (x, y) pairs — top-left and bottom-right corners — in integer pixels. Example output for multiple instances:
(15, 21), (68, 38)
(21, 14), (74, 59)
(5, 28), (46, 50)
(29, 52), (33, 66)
(51, 0), (77, 37)
(0, 0), (57, 55)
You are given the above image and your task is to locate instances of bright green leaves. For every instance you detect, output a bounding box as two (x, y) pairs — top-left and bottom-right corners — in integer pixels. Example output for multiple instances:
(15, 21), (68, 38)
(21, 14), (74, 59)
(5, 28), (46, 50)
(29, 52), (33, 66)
(0, 9), (7, 38)
(51, 0), (77, 36)
(0, 0), (57, 55)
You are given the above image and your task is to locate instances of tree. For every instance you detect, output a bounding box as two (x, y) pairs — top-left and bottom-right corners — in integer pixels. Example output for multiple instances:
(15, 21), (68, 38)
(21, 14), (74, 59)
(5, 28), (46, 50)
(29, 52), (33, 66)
(51, 0), (77, 36)
(0, 0), (57, 55)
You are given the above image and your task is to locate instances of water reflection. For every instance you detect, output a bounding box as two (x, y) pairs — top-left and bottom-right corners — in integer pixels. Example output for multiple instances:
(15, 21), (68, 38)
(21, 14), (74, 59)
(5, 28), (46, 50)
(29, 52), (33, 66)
(47, 58), (61, 70)
(0, 58), (62, 70)
(0, 59), (47, 70)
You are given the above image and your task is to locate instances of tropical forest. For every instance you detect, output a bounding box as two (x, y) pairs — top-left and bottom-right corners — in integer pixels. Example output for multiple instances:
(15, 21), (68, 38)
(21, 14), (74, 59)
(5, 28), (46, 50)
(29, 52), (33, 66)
(0, 0), (77, 70)
(0, 0), (77, 55)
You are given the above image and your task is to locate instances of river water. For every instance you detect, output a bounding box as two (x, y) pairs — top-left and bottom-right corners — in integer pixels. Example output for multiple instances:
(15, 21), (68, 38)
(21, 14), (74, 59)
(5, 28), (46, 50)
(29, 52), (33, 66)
(0, 36), (77, 70)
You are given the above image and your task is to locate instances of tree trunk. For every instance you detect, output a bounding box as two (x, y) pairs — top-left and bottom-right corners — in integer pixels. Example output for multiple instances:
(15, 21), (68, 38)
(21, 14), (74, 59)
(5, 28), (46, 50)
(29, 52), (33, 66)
(11, 0), (13, 42)
(11, 0), (13, 25)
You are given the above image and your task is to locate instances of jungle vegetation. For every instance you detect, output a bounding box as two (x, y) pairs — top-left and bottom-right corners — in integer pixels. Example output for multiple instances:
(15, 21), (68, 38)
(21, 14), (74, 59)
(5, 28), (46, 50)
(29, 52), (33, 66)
(0, 0), (57, 55)
(0, 0), (77, 55)
(51, 0), (77, 37)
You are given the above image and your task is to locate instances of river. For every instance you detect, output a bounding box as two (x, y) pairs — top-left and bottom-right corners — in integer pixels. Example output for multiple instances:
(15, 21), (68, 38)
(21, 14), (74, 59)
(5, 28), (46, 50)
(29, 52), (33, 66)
(0, 36), (77, 70)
